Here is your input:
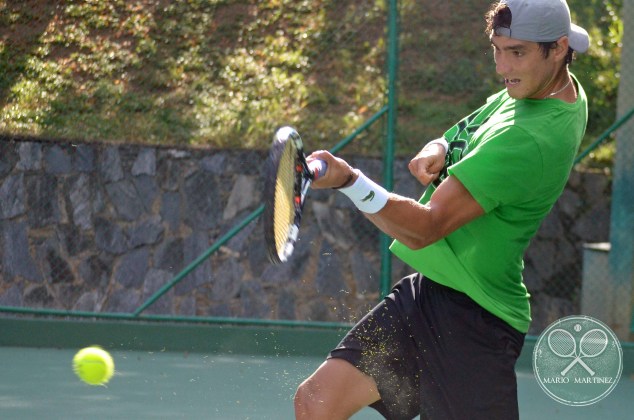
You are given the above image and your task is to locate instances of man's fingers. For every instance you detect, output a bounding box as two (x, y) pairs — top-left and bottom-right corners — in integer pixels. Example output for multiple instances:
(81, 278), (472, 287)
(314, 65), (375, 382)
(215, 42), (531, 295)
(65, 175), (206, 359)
(417, 171), (440, 187)
(408, 158), (441, 186)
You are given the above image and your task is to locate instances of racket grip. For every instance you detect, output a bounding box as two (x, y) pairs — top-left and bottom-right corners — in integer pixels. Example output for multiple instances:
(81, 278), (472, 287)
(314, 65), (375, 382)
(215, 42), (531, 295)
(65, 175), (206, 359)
(309, 159), (328, 180)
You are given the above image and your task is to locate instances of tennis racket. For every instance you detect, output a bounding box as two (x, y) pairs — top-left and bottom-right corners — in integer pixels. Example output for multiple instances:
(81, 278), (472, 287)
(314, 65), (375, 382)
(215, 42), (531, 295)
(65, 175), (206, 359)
(263, 126), (327, 264)
(560, 328), (608, 376)
(547, 328), (600, 376)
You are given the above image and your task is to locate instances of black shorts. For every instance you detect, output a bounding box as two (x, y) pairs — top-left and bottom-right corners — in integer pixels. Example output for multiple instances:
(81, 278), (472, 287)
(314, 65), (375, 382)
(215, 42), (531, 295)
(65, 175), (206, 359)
(328, 274), (525, 420)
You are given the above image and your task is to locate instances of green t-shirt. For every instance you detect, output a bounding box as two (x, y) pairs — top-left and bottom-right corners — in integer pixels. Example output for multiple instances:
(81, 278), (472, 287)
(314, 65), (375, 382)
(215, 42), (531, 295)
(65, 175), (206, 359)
(390, 76), (588, 333)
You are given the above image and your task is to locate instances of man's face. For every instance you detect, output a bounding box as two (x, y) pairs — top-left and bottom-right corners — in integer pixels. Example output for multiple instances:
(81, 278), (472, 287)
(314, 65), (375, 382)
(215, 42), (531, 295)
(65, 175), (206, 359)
(490, 35), (563, 100)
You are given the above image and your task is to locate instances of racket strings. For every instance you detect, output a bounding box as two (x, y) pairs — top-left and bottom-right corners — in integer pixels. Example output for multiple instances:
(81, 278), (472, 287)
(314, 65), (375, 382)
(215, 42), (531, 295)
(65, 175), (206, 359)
(579, 330), (609, 357)
(272, 140), (298, 257)
(548, 330), (576, 357)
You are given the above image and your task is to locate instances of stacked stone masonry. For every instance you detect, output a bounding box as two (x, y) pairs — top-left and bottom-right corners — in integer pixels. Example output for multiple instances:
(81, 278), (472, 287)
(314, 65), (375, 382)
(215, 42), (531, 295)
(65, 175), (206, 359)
(0, 136), (610, 334)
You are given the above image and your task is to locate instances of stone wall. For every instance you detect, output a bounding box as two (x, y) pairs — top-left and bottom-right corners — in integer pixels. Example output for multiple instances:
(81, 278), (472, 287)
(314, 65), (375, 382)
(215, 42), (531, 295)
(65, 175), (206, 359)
(0, 136), (610, 333)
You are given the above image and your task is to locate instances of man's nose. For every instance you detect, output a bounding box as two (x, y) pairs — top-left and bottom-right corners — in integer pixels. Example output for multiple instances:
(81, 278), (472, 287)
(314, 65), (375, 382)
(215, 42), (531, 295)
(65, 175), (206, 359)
(495, 55), (511, 76)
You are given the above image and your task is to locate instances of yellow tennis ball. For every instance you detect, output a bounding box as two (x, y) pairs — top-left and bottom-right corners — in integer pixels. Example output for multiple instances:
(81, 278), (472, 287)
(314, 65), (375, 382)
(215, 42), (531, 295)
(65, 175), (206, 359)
(72, 346), (114, 386)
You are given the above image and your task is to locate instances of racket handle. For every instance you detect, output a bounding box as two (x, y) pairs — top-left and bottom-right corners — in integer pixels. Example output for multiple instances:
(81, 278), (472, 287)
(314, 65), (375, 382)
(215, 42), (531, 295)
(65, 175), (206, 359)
(308, 159), (328, 180)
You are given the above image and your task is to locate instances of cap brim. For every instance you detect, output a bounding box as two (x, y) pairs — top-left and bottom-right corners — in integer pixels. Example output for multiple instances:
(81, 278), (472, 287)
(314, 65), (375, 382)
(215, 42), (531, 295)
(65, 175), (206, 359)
(569, 23), (590, 53)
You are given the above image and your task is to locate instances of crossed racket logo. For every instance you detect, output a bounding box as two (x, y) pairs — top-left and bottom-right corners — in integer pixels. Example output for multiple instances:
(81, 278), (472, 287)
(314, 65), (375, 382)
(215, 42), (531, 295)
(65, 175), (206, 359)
(533, 315), (623, 406)
(547, 328), (609, 376)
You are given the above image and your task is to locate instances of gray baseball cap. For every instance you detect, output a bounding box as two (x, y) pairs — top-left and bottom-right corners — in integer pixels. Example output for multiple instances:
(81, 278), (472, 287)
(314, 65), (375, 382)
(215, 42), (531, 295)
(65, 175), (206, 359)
(496, 0), (590, 53)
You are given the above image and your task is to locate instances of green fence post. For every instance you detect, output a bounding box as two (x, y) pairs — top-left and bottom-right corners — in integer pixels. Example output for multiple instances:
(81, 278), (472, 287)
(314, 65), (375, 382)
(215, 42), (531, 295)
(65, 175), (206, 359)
(380, 0), (399, 298)
(611, 0), (634, 339)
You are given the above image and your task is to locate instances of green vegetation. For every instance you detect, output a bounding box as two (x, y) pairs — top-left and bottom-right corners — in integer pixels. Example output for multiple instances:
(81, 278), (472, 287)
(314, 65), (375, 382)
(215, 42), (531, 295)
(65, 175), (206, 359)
(0, 0), (624, 159)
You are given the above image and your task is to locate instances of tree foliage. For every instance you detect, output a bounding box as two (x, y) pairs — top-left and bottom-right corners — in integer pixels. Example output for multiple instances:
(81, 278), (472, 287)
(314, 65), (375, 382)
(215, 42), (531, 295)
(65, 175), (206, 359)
(0, 0), (624, 157)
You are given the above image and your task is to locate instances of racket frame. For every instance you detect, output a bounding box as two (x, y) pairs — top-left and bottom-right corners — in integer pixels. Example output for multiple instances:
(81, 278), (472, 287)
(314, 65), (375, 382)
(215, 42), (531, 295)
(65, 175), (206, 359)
(263, 127), (322, 264)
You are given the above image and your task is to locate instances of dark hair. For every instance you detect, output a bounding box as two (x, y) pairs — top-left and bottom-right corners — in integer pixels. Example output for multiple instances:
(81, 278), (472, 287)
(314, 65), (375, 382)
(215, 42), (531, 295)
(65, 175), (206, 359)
(485, 2), (575, 65)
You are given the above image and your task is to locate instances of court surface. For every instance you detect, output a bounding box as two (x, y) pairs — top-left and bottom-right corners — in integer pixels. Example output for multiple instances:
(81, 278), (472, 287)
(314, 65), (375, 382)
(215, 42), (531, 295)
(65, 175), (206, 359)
(1, 346), (632, 419)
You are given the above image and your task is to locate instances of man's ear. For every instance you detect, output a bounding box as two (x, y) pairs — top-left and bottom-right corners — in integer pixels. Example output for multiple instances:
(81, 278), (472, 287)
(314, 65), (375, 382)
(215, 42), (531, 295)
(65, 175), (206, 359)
(553, 36), (570, 60)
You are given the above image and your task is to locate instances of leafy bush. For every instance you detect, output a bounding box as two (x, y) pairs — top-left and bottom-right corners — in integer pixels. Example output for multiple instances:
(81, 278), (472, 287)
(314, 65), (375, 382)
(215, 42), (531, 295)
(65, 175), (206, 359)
(0, 0), (624, 161)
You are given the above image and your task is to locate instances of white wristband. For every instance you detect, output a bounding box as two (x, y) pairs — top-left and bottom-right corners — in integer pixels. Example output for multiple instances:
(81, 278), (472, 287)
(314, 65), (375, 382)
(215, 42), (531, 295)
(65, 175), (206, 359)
(338, 170), (389, 214)
(426, 138), (449, 154)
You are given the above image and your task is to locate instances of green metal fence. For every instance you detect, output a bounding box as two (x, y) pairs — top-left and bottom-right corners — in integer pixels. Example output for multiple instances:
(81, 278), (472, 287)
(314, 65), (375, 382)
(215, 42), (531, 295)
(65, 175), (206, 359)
(0, 0), (632, 339)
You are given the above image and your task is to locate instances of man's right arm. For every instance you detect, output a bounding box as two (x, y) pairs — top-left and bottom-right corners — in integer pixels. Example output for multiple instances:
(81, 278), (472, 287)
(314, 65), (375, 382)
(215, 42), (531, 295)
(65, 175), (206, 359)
(308, 147), (484, 250)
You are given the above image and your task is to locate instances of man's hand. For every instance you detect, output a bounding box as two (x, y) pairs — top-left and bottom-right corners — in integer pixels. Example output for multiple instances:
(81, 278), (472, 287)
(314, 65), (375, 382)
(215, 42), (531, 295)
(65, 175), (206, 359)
(307, 150), (358, 190)
(408, 143), (447, 186)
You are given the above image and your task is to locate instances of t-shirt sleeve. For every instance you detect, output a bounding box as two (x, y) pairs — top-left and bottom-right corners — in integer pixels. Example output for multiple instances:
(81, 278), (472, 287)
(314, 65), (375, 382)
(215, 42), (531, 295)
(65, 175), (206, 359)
(447, 125), (543, 213)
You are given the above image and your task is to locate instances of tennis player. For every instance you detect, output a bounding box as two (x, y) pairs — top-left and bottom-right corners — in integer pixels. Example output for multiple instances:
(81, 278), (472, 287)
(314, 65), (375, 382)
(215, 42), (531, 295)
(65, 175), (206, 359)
(295, 0), (589, 418)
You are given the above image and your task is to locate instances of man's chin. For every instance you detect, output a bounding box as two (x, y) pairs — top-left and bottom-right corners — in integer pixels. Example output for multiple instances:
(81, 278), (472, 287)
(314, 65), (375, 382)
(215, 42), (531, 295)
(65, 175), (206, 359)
(505, 89), (525, 100)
